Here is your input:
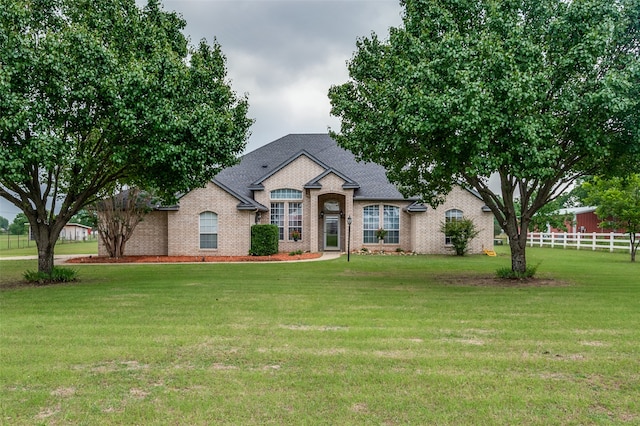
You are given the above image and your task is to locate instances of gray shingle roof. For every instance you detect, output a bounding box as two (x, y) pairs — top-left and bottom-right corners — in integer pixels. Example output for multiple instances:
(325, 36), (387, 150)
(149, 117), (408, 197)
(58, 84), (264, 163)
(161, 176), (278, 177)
(213, 134), (410, 210)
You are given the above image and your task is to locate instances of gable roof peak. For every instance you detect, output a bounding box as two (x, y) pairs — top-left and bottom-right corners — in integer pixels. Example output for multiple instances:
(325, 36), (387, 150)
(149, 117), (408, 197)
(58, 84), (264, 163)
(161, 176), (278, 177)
(214, 133), (406, 202)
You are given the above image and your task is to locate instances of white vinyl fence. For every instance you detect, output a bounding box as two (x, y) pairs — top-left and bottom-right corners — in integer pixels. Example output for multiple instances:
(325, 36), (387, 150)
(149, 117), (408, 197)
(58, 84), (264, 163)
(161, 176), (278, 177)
(527, 232), (638, 253)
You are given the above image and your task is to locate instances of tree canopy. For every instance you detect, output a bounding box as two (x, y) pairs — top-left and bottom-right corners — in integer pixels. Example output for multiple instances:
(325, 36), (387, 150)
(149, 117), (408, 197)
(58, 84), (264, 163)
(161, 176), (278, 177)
(8, 212), (29, 235)
(0, 0), (252, 274)
(329, 0), (639, 273)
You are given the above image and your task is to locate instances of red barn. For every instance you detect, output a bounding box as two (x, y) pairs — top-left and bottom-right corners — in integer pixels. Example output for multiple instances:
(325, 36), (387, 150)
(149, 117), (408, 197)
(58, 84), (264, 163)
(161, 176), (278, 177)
(553, 207), (617, 233)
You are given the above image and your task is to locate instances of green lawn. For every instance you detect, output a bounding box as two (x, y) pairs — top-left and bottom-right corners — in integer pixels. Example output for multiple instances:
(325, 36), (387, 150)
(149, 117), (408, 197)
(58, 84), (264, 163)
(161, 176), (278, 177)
(0, 238), (98, 257)
(1, 247), (638, 425)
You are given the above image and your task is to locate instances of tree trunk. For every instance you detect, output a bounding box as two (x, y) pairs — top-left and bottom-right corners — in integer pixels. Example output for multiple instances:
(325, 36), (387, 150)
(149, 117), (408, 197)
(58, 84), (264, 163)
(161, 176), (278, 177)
(509, 239), (527, 273)
(29, 220), (63, 275)
(630, 232), (637, 262)
(504, 221), (528, 274)
(37, 239), (56, 275)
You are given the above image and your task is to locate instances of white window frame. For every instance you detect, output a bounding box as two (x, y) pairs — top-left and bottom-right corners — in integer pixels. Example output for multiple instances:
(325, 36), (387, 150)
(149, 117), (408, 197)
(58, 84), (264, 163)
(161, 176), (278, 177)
(288, 202), (303, 241)
(363, 204), (400, 244)
(383, 205), (400, 244)
(270, 189), (304, 241)
(270, 202), (285, 240)
(444, 209), (464, 245)
(363, 205), (379, 244)
(199, 211), (218, 249)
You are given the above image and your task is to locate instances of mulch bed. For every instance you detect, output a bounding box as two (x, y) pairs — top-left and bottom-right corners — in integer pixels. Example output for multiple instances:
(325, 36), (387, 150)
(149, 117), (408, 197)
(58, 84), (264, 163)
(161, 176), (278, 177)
(435, 275), (571, 287)
(66, 252), (323, 264)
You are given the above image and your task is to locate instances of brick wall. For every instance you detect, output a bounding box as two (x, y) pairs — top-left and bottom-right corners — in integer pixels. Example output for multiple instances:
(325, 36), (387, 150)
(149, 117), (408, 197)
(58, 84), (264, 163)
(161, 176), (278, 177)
(167, 182), (254, 256)
(412, 187), (494, 254)
(98, 210), (168, 256)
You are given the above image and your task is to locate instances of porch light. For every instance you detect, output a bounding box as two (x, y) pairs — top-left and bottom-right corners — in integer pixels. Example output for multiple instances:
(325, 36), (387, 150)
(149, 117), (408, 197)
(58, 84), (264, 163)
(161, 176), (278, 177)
(319, 211), (324, 218)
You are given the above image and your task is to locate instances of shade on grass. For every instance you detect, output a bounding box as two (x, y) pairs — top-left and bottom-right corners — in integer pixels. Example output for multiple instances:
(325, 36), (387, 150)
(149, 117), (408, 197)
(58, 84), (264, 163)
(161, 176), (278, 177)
(1, 247), (638, 424)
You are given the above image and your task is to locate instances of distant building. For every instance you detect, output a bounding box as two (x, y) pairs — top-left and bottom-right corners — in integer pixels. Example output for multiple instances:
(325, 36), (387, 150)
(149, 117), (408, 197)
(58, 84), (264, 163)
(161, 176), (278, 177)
(553, 207), (616, 233)
(60, 223), (92, 241)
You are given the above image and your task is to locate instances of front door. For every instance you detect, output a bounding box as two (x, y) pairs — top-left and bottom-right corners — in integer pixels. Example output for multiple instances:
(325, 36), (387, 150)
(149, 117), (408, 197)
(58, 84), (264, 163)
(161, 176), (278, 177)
(324, 215), (340, 250)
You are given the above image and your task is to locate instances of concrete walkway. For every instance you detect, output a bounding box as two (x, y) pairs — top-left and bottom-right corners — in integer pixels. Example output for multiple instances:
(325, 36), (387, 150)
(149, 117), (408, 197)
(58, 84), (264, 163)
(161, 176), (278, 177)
(0, 252), (342, 264)
(0, 254), (90, 262)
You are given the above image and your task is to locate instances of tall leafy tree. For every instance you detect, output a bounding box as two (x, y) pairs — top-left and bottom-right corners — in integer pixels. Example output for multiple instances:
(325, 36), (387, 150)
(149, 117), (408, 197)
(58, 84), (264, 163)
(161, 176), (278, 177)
(583, 175), (640, 261)
(0, 0), (252, 274)
(329, 0), (639, 273)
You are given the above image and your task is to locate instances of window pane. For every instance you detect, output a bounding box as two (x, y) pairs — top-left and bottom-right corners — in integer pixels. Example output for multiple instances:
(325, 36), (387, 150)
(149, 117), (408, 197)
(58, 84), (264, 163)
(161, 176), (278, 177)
(363, 230), (377, 244)
(200, 211), (218, 233)
(444, 209), (463, 245)
(363, 205), (379, 244)
(445, 209), (463, 222)
(199, 212), (218, 249)
(270, 189), (302, 200)
(200, 234), (217, 249)
(271, 202), (285, 240)
(383, 205), (400, 244)
(288, 202), (302, 240)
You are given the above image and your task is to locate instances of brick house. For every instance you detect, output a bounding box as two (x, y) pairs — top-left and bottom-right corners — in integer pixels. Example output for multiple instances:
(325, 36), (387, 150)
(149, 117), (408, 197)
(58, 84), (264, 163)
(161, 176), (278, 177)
(102, 134), (494, 256)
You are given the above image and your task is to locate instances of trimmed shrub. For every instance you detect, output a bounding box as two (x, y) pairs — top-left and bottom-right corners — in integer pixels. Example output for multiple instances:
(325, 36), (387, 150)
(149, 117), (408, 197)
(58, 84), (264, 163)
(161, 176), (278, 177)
(250, 224), (279, 256)
(441, 217), (480, 256)
(24, 267), (78, 285)
(495, 263), (539, 279)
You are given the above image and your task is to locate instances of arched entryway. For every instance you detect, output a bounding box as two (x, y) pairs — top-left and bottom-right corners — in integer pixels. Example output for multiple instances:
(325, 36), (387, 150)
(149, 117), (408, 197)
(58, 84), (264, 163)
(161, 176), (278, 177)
(317, 194), (346, 251)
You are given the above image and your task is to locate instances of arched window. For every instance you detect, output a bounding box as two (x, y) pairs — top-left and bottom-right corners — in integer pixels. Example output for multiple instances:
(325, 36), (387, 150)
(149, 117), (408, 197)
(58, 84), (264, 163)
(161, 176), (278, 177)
(200, 211), (218, 249)
(444, 209), (463, 245)
(270, 189), (303, 241)
(270, 189), (302, 200)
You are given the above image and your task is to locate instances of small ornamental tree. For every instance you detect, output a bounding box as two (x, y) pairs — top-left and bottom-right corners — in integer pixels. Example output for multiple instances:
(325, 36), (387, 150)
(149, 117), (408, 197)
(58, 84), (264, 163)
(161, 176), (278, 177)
(0, 0), (252, 274)
(440, 217), (480, 256)
(91, 188), (154, 258)
(583, 175), (640, 261)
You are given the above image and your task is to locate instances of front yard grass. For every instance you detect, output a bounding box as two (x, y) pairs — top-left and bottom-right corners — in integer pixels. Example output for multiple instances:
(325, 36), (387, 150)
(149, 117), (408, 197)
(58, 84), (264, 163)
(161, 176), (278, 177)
(1, 247), (638, 424)
(0, 239), (98, 257)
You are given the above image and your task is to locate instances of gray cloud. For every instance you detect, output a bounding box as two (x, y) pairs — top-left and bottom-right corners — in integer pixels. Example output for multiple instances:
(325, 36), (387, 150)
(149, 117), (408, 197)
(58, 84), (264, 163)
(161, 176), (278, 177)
(0, 1), (404, 221)
(159, 0), (403, 151)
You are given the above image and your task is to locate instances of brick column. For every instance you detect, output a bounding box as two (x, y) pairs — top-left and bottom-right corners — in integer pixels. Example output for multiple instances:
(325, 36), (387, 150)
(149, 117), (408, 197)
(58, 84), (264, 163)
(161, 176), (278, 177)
(310, 192), (319, 252)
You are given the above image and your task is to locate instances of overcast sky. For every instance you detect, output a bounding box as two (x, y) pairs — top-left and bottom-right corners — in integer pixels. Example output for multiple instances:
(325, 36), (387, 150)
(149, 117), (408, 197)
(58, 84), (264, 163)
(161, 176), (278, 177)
(0, 0), (404, 222)
(155, 0), (404, 153)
